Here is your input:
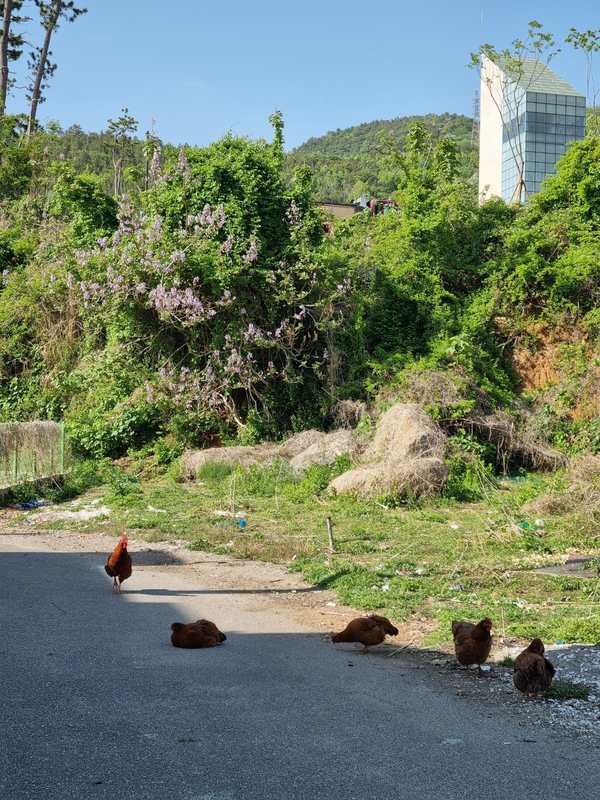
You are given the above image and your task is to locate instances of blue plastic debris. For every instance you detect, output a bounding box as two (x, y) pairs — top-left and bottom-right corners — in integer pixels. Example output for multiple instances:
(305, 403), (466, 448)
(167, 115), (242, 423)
(18, 499), (45, 510)
(238, 518), (246, 529)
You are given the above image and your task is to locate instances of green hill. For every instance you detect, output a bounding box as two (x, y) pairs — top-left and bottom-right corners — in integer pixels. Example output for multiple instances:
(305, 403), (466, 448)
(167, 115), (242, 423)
(284, 113), (478, 202)
(293, 113), (475, 156)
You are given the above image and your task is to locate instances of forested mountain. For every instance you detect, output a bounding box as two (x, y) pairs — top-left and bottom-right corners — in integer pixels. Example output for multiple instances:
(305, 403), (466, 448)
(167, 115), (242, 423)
(294, 113), (476, 156)
(284, 113), (478, 202)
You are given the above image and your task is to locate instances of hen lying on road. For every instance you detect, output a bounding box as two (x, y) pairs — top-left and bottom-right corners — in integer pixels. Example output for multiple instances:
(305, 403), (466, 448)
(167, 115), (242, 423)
(513, 638), (555, 700)
(104, 535), (132, 594)
(452, 617), (492, 677)
(331, 615), (399, 654)
(171, 619), (227, 648)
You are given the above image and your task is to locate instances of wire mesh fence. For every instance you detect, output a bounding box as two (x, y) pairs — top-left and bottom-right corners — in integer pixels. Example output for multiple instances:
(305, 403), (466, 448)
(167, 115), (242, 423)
(0, 422), (65, 487)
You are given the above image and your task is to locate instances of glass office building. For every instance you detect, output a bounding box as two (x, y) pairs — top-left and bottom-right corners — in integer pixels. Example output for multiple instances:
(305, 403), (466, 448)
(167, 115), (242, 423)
(479, 57), (586, 203)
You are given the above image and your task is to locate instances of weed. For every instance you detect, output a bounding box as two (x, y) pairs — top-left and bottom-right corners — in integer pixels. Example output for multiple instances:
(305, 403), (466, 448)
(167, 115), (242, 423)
(545, 681), (590, 701)
(499, 656), (515, 668)
(197, 460), (235, 484)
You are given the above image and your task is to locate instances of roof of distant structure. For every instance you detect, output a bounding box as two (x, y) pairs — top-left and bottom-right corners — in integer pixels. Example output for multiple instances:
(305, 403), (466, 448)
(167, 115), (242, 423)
(491, 56), (584, 97)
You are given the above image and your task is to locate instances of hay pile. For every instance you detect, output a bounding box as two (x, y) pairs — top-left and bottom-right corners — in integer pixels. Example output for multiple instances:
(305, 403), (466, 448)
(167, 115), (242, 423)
(466, 412), (568, 471)
(329, 404), (448, 500)
(179, 429), (361, 480)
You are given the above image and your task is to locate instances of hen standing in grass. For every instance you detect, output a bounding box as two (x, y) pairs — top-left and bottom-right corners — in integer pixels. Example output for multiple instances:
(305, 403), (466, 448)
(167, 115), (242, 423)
(331, 615), (399, 654)
(452, 617), (492, 677)
(171, 619), (227, 648)
(104, 535), (132, 594)
(513, 638), (555, 700)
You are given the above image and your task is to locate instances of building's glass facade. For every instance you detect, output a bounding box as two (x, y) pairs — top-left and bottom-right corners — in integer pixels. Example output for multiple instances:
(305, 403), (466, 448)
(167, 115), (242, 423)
(501, 89), (586, 202)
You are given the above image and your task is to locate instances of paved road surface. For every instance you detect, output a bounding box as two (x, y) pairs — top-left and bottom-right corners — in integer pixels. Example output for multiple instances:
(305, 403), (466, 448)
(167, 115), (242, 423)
(0, 534), (595, 799)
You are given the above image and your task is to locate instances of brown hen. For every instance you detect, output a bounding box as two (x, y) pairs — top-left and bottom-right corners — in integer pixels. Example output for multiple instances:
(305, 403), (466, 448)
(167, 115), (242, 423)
(170, 619), (227, 649)
(104, 535), (132, 594)
(513, 638), (555, 700)
(331, 615), (398, 654)
(452, 618), (492, 677)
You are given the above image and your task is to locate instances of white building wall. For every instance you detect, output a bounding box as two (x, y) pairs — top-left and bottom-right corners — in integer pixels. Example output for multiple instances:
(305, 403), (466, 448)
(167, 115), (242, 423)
(478, 56), (504, 202)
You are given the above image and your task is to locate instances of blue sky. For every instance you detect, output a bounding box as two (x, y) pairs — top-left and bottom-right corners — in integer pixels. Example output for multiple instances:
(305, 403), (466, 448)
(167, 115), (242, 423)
(7, 0), (600, 150)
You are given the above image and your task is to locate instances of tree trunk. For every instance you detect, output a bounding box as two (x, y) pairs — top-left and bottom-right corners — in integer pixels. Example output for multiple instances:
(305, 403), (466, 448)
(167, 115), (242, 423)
(0, 0), (14, 118)
(26, 0), (61, 138)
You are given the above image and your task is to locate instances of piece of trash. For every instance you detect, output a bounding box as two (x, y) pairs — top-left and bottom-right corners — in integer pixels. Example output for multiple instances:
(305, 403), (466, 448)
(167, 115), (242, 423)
(431, 659), (447, 666)
(456, 690), (465, 696)
(313, 590), (322, 593)
(214, 522), (227, 527)
(503, 742), (511, 745)
(16, 499), (45, 510)
(375, 501), (389, 510)
(534, 519), (544, 527)
(148, 505), (167, 514)
(382, 584), (390, 591)
(238, 518), (246, 529)
(326, 602), (336, 607)
(450, 585), (463, 591)
(415, 569), (423, 575)
(291, 555), (297, 561)
(480, 665), (491, 672)
(450, 524), (459, 529)
(555, 640), (564, 645)
(441, 739), (463, 745)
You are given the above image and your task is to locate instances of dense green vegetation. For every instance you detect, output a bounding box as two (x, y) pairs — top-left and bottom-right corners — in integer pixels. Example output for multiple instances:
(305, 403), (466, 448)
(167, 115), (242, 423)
(2, 102), (600, 644)
(1, 111), (600, 459)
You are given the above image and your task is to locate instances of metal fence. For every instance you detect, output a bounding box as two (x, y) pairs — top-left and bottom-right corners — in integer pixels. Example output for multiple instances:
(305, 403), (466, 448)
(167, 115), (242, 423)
(0, 422), (65, 487)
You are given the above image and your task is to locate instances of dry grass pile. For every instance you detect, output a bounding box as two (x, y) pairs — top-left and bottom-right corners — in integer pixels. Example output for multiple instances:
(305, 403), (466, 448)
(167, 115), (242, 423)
(180, 429), (359, 481)
(524, 453), (600, 517)
(467, 412), (568, 471)
(329, 404), (448, 500)
(331, 399), (368, 429)
(179, 443), (281, 480)
(289, 430), (360, 473)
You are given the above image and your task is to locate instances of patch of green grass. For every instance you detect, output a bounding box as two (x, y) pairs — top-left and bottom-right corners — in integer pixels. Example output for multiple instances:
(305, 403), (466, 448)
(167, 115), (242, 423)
(197, 460), (235, 484)
(499, 656), (515, 668)
(57, 457), (600, 647)
(546, 680), (590, 701)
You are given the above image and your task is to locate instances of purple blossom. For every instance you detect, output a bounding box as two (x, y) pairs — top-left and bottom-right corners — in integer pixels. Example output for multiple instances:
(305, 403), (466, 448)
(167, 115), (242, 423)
(177, 147), (190, 180)
(285, 199), (302, 226)
(242, 241), (258, 263)
(220, 234), (234, 254)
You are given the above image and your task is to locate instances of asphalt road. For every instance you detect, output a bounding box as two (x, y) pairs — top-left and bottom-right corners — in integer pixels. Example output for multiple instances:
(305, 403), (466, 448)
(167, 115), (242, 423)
(0, 534), (596, 800)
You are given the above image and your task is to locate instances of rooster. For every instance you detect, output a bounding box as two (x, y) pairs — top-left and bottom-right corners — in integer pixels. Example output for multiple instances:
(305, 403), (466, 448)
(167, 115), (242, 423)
(331, 614), (398, 654)
(513, 638), (555, 700)
(452, 617), (492, 677)
(104, 535), (132, 594)
(171, 619), (227, 649)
